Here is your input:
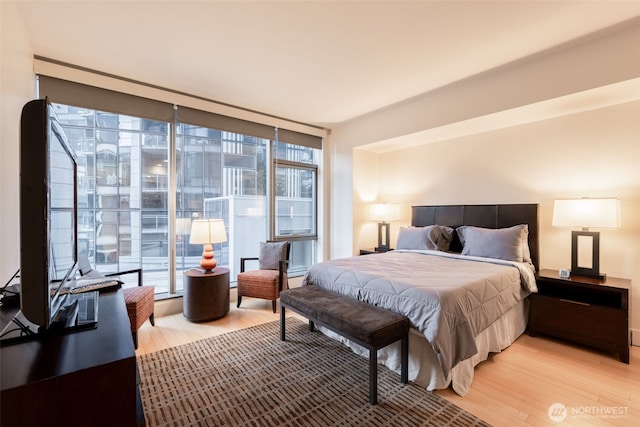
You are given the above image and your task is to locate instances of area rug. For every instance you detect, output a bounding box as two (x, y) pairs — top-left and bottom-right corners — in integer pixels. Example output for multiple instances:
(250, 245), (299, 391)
(138, 318), (490, 427)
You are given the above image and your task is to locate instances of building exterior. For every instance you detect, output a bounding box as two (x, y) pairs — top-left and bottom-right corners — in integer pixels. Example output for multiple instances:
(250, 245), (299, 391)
(52, 103), (318, 294)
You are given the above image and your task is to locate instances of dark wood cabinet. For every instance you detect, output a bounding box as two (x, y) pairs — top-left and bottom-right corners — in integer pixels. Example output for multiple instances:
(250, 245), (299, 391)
(1, 289), (142, 426)
(529, 269), (630, 363)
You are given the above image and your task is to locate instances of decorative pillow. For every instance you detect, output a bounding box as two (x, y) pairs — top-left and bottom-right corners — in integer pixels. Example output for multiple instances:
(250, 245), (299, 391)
(436, 225), (455, 252)
(521, 225), (532, 263)
(259, 241), (288, 270)
(396, 226), (440, 250)
(457, 224), (529, 262)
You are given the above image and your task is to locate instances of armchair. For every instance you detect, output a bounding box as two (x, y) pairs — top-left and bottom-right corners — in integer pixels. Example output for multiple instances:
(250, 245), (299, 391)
(78, 255), (155, 349)
(236, 241), (290, 313)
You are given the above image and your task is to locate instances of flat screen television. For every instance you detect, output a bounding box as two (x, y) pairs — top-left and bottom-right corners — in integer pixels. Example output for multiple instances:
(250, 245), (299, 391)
(19, 98), (78, 330)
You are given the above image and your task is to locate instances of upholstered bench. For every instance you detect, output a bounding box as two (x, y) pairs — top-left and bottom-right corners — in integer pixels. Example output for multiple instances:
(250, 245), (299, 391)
(123, 285), (155, 349)
(279, 286), (409, 404)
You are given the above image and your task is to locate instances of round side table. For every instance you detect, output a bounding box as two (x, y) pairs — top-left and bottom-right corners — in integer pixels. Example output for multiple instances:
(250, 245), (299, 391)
(183, 267), (230, 322)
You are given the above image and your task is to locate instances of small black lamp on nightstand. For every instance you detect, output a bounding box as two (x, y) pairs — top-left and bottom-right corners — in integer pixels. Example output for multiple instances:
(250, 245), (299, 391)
(369, 203), (400, 252)
(552, 197), (620, 280)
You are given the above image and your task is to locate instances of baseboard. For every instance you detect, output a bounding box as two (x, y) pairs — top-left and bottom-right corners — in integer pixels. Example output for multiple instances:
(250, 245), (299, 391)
(631, 328), (640, 347)
(154, 297), (183, 317)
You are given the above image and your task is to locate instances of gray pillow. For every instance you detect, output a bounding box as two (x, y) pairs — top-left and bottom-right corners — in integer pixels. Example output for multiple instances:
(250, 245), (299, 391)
(457, 225), (528, 262)
(436, 225), (455, 251)
(396, 226), (440, 250)
(259, 241), (288, 270)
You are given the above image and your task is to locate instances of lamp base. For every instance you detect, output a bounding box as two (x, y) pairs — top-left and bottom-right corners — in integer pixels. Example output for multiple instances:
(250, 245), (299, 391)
(200, 243), (217, 272)
(570, 230), (605, 282)
(571, 270), (606, 281)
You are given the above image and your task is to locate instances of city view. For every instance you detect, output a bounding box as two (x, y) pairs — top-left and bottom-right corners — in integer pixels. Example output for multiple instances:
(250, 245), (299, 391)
(51, 103), (318, 295)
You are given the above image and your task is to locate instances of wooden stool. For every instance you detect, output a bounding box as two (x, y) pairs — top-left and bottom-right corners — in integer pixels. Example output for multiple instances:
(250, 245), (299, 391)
(123, 286), (155, 349)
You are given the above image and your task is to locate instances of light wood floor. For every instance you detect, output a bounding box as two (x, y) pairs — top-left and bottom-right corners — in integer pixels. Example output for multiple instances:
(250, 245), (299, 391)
(136, 295), (639, 427)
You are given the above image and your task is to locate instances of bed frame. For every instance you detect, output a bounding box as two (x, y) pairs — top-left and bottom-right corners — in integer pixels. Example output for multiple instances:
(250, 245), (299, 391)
(411, 204), (539, 271)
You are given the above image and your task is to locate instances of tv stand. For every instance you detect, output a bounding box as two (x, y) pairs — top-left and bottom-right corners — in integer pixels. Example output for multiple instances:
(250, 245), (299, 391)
(1, 289), (144, 426)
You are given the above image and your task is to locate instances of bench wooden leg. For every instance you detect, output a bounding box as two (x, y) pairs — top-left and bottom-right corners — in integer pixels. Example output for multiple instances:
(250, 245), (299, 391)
(280, 305), (286, 341)
(401, 335), (408, 384)
(369, 348), (378, 405)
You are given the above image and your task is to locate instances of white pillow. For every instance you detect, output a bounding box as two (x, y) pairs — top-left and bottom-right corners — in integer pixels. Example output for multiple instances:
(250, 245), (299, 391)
(396, 226), (441, 250)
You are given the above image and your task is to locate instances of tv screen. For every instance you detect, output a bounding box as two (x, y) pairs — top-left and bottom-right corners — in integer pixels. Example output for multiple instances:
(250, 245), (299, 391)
(19, 99), (78, 330)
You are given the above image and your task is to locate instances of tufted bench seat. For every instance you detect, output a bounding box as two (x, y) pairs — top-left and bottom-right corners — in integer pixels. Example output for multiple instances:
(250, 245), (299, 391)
(279, 285), (409, 404)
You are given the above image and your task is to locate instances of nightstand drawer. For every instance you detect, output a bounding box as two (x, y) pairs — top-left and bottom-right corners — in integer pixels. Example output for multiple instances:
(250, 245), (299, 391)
(529, 294), (628, 347)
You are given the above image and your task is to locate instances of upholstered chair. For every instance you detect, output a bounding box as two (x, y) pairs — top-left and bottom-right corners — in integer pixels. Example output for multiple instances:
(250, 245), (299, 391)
(78, 255), (155, 349)
(236, 241), (290, 313)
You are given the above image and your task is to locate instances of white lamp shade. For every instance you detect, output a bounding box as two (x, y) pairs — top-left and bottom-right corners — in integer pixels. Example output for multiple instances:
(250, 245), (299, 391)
(552, 198), (620, 229)
(189, 219), (227, 244)
(369, 203), (400, 222)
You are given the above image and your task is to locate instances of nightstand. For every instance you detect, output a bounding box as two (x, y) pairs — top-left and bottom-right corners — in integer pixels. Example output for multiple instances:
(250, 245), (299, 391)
(529, 269), (630, 363)
(359, 248), (393, 255)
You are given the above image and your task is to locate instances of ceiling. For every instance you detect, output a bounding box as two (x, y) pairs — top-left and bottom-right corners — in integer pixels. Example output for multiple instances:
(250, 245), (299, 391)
(16, 1), (640, 129)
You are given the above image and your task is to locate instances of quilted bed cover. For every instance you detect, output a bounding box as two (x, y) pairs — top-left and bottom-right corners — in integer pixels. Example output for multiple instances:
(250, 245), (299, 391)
(302, 250), (537, 374)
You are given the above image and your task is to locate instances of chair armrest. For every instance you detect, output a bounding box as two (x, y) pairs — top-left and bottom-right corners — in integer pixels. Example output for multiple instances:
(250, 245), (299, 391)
(278, 259), (289, 273)
(104, 268), (143, 286)
(278, 259), (289, 291)
(240, 257), (259, 272)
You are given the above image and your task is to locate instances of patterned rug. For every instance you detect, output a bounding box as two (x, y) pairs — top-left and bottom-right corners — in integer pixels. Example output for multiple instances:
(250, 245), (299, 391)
(138, 318), (490, 426)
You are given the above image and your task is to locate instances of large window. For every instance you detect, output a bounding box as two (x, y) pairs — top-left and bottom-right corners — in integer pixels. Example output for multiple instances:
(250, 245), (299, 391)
(50, 97), (321, 296)
(174, 123), (269, 289)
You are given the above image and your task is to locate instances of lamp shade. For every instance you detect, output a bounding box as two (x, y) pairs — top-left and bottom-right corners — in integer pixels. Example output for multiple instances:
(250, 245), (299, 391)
(189, 219), (227, 244)
(369, 203), (400, 222)
(552, 198), (620, 229)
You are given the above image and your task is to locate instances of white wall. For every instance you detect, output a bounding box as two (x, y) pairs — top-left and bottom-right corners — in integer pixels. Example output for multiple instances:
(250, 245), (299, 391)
(329, 19), (639, 262)
(379, 102), (640, 331)
(0, 2), (35, 281)
(328, 19), (640, 334)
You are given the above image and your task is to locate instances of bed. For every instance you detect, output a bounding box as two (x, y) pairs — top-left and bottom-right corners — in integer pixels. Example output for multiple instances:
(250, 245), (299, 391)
(302, 204), (539, 396)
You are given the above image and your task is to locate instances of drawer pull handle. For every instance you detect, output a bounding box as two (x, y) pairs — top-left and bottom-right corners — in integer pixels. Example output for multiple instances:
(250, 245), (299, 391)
(559, 299), (590, 306)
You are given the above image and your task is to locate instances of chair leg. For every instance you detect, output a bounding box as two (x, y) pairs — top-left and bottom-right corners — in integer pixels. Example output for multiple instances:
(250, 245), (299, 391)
(272, 300), (277, 314)
(237, 295), (242, 308)
(132, 331), (138, 349)
(149, 313), (155, 326)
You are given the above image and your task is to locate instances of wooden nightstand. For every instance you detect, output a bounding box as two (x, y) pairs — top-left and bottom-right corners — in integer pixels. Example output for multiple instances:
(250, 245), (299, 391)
(529, 269), (630, 363)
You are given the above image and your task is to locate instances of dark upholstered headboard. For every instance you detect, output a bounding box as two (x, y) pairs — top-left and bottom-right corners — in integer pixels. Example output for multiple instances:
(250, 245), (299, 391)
(411, 204), (539, 271)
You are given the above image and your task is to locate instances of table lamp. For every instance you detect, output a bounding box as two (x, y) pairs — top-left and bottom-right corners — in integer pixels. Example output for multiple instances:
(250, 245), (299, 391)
(369, 203), (400, 251)
(552, 198), (620, 280)
(189, 219), (227, 272)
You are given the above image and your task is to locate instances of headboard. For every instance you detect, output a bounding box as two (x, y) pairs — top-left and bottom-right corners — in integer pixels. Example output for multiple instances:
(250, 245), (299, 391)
(411, 204), (539, 272)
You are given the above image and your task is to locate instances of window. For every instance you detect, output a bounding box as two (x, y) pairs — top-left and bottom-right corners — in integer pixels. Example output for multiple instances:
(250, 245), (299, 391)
(40, 74), (323, 296)
(175, 123), (269, 289)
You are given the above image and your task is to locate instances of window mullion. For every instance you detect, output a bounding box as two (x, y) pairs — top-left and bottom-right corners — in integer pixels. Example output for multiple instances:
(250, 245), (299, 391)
(168, 105), (178, 294)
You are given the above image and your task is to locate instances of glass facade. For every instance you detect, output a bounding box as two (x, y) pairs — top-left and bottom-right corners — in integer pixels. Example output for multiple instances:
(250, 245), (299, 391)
(51, 103), (319, 295)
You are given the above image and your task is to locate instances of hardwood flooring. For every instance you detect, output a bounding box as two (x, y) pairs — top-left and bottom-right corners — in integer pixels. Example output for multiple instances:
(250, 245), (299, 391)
(136, 287), (639, 427)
